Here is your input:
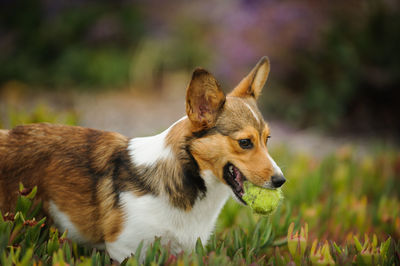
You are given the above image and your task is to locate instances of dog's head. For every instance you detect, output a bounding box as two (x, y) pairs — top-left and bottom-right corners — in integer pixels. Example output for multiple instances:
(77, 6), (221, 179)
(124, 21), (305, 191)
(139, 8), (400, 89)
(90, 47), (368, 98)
(186, 56), (285, 204)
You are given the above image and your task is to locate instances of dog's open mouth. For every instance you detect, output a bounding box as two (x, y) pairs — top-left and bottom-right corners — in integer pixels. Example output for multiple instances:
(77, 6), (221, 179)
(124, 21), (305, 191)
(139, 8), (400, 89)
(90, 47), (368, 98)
(223, 162), (247, 204)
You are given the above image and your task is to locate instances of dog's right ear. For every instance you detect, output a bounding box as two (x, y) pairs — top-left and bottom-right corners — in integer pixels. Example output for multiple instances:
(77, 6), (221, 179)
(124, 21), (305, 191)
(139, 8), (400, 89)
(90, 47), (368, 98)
(186, 68), (226, 132)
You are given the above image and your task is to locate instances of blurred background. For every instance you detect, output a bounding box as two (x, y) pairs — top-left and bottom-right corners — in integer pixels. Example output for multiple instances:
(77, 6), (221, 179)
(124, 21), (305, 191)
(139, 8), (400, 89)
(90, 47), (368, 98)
(1, 0), (400, 152)
(1, 0), (400, 259)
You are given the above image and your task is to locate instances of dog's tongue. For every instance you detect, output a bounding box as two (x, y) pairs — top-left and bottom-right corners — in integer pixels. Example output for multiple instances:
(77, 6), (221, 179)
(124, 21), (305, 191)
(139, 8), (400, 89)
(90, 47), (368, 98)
(234, 167), (243, 191)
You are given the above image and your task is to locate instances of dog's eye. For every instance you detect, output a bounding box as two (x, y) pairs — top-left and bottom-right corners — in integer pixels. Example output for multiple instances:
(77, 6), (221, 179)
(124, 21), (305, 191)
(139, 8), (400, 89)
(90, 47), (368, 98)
(238, 139), (253, 149)
(266, 135), (271, 145)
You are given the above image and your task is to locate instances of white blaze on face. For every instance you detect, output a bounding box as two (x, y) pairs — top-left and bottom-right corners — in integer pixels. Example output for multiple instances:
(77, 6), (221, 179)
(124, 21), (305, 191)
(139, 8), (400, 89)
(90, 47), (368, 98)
(267, 153), (283, 176)
(240, 98), (260, 124)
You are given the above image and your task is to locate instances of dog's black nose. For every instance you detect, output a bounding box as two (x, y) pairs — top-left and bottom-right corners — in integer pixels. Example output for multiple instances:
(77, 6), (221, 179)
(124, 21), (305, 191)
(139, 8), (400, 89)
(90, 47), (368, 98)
(271, 174), (286, 188)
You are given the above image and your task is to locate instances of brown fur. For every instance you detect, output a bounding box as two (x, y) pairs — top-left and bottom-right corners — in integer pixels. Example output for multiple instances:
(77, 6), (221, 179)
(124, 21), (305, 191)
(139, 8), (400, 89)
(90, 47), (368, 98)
(163, 119), (209, 210)
(229, 56), (270, 99)
(0, 123), (127, 243)
(185, 57), (275, 187)
(189, 99), (274, 187)
(186, 68), (226, 132)
(0, 56), (275, 247)
(97, 178), (124, 242)
(130, 154), (206, 211)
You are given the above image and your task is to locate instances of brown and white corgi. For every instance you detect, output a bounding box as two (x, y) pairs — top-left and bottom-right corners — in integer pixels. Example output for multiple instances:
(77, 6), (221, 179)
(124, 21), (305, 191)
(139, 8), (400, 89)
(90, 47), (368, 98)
(0, 56), (285, 262)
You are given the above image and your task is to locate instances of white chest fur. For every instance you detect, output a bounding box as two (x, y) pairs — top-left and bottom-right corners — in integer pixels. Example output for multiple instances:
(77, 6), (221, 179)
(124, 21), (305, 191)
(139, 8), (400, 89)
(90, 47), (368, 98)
(105, 171), (230, 262)
(109, 117), (231, 262)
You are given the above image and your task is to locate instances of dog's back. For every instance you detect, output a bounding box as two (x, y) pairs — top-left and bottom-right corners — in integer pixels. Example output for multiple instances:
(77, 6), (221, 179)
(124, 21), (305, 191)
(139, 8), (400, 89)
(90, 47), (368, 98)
(0, 123), (128, 243)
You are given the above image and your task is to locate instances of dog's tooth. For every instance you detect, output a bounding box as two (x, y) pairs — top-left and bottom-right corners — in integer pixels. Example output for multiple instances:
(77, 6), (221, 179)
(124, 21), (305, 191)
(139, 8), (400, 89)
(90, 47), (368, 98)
(229, 165), (234, 174)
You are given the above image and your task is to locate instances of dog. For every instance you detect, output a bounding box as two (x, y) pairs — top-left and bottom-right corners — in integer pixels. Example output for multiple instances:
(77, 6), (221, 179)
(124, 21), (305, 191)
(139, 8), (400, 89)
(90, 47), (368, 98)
(0, 56), (285, 262)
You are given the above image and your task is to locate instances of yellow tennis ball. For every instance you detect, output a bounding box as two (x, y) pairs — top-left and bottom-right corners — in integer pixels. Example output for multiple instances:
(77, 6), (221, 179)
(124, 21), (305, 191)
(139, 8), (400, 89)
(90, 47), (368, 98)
(242, 181), (283, 215)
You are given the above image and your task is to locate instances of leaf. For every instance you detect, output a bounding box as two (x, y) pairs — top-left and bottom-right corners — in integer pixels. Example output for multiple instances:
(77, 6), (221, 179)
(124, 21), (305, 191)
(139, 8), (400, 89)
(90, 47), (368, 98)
(353, 236), (363, 253)
(195, 237), (204, 257)
(379, 237), (391, 261)
(15, 197), (32, 217)
(333, 242), (342, 255)
(63, 242), (72, 263)
(135, 241), (144, 265)
(287, 222), (295, 241)
(26, 186), (37, 200)
(259, 223), (272, 248)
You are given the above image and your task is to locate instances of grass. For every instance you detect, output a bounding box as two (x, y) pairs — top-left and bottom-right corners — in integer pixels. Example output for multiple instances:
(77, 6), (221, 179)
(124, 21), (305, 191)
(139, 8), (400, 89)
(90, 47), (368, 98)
(0, 107), (399, 265)
(1, 146), (399, 265)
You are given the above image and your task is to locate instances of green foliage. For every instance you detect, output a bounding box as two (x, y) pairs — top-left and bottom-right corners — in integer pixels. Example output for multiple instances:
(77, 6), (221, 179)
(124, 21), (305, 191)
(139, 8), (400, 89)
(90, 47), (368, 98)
(1, 147), (399, 265)
(129, 20), (211, 90)
(0, 103), (78, 129)
(0, 1), (211, 89)
(0, 0), (144, 88)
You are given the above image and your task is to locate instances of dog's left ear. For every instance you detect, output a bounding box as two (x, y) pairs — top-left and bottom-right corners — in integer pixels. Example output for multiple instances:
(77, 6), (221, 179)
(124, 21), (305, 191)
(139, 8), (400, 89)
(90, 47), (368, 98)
(186, 68), (226, 132)
(229, 56), (270, 99)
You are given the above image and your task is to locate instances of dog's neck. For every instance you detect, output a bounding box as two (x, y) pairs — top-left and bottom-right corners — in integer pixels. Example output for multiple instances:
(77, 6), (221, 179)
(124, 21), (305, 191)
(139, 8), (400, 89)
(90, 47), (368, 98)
(127, 117), (227, 211)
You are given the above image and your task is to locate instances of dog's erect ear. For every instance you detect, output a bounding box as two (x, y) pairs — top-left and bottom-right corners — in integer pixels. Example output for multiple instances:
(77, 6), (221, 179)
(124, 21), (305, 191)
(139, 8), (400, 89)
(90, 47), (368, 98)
(229, 56), (270, 99)
(186, 68), (226, 132)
